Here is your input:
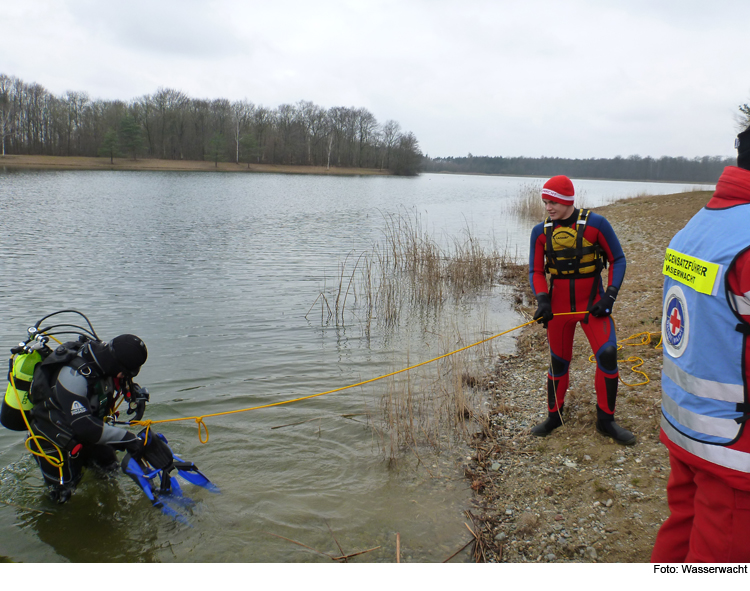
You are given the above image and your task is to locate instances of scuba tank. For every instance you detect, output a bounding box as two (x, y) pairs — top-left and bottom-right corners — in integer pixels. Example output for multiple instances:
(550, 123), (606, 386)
(1, 310), (102, 432)
(1, 348), (46, 431)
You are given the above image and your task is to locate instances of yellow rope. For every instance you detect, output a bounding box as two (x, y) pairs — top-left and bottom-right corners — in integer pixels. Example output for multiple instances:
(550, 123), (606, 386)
(8, 333), (70, 483)
(129, 315), (578, 442)
(11, 315), (662, 450)
(9, 358), (67, 484)
(586, 330), (662, 387)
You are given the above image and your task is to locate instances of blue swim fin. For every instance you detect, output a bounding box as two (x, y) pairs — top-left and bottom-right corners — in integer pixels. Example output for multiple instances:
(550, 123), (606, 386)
(121, 454), (190, 525)
(173, 456), (220, 493)
(121, 432), (219, 523)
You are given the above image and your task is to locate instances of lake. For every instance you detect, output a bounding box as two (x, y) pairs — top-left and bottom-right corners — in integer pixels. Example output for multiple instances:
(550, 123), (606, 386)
(0, 169), (714, 562)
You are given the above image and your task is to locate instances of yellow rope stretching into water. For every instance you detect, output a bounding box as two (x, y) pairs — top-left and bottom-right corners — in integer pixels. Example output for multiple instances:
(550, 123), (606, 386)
(134, 311), (652, 443)
(130, 317), (551, 443)
(12, 316), (664, 449)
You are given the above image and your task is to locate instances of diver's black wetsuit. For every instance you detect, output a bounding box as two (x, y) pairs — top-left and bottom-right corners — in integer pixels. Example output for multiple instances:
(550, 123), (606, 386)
(30, 346), (142, 499)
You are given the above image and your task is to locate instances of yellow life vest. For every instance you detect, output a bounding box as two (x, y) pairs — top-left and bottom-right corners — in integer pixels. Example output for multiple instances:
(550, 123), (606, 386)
(544, 209), (604, 278)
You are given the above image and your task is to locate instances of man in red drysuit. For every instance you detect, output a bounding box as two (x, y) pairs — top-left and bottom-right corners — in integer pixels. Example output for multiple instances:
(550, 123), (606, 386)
(528, 175), (634, 444)
(652, 126), (750, 562)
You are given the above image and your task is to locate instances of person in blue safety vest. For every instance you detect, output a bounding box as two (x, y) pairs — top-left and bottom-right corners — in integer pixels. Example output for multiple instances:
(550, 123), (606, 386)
(528, 175), (634, 445)
(651, 125), (750, 562)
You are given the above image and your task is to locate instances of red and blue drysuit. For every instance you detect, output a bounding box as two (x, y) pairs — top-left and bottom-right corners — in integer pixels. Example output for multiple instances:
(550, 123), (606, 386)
(529, 209), (627, 417)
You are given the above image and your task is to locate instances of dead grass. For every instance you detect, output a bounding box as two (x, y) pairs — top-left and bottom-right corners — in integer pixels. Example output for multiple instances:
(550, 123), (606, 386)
(0, 154), (391, 176)
(505, 181), (592, 222)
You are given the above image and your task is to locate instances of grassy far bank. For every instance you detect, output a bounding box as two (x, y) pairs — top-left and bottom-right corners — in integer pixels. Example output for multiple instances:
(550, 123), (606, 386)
(0, 154), (393, 176)
(464, 189), (714, 563)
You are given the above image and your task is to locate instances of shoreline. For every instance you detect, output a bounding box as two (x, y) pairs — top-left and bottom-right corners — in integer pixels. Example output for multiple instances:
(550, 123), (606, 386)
(0, 154), (393, 176)
(466, 189), (714, 562)
(429, 169), (719, 185)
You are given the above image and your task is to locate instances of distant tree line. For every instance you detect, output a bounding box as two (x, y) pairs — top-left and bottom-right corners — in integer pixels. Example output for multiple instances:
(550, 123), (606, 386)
(422, 153), (734, 183)
(0, 74), (423, 175)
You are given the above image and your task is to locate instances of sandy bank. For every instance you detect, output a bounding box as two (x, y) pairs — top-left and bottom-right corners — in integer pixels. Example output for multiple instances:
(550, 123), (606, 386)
(465, 189), (714, 563)
(0, 154), (392, 176)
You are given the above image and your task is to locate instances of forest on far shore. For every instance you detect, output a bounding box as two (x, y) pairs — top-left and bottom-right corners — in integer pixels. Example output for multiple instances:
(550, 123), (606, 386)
(2, 73), (746, 182)
(422, 153), (734, 183)
(0, 74), (423, 175)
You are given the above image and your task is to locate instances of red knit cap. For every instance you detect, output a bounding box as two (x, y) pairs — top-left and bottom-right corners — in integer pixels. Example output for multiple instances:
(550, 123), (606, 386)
(541, 175), (575, 205)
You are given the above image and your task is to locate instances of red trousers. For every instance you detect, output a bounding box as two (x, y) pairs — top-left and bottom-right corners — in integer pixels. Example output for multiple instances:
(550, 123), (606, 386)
(545, 312), (618, 413)
(651, 452), (750, 562)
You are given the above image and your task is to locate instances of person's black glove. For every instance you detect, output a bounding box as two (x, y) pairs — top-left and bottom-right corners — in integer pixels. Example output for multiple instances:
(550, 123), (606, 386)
(123, 435), (145, 458)
(590, 286), (618, 317)
(533, 293), (554, 328)
(126, 383), (150, 422)
(139, 430), (174, 471)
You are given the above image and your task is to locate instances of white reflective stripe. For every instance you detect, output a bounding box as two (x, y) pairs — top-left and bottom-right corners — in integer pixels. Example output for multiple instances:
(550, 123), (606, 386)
(729, 292), (750, 316)
(544, 222), (553, 228)
(662, 416), (750, 473)
(541, 188), (574, 202)
(576, 220), (586, 225)
(663, 356), (744, 403)
(662, 393), (740, 439)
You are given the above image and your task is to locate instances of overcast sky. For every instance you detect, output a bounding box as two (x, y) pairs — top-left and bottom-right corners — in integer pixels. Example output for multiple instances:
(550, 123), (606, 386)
(3, 0), (748, 159)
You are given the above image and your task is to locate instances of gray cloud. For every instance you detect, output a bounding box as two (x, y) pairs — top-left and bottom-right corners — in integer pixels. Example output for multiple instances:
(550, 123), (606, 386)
(5, 0), (749, 159)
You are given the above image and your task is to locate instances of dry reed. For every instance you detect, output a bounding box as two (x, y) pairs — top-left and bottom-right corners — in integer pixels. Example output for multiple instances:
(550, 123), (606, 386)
(308, 208), (506, 463)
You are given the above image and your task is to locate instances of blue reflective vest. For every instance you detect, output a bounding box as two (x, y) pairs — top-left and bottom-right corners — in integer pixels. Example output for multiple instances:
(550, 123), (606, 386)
(661, 204), (750, 472)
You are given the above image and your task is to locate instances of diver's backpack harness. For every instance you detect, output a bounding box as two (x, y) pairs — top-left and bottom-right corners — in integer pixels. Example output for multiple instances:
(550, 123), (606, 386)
(2, 311), (108, 484)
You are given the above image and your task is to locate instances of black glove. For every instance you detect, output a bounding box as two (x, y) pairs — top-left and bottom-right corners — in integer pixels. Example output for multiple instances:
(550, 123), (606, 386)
(590, 286), (618, 317)
(123, 435), (145, 458)
(126, 383), (150, 422)
(533, 293), (554, 328)
(140, 431), (174, 471)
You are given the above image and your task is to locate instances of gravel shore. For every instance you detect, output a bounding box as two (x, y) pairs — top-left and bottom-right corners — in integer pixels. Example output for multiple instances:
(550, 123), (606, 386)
(465, 189), (714, 562)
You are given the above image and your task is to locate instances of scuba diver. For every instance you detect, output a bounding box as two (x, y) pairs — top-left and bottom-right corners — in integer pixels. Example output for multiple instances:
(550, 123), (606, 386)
(528, 175), (635, 445)
(2, 310), (217, 514)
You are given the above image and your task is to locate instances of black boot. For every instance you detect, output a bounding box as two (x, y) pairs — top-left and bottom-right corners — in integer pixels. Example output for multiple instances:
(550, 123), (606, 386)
(531, 408), (563, 437)
(596, 407), (636, 445)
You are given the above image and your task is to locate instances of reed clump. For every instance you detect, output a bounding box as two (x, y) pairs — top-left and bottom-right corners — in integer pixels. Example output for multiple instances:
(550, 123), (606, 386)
(308, 208), (508, 328)
(310, 209), (509, 463)
(505, 181), (591, 222)
(373, 320), (497, 464)
(507, 182), (545, 222)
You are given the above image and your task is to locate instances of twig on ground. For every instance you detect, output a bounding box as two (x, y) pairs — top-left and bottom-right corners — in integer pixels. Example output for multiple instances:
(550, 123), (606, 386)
(332, 546), (381, 561)
(443, 538), (474, 563)
(326, 519), (348, 562)
(0, 499), (53, 515)
(264, 531), (335, 559)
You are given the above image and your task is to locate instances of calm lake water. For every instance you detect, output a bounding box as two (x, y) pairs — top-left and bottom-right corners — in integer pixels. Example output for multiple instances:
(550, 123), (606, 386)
(0, 169), (714, 562)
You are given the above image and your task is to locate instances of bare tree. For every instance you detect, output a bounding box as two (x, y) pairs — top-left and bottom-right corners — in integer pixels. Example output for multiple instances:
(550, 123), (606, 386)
(355, 108), (378, 167)
(252, 106), (275, 163)
(231, 99), (254, 164)
(739, 102), (750, 131)
(0, 74), (16, 156)
(380, 119), (401, 170)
